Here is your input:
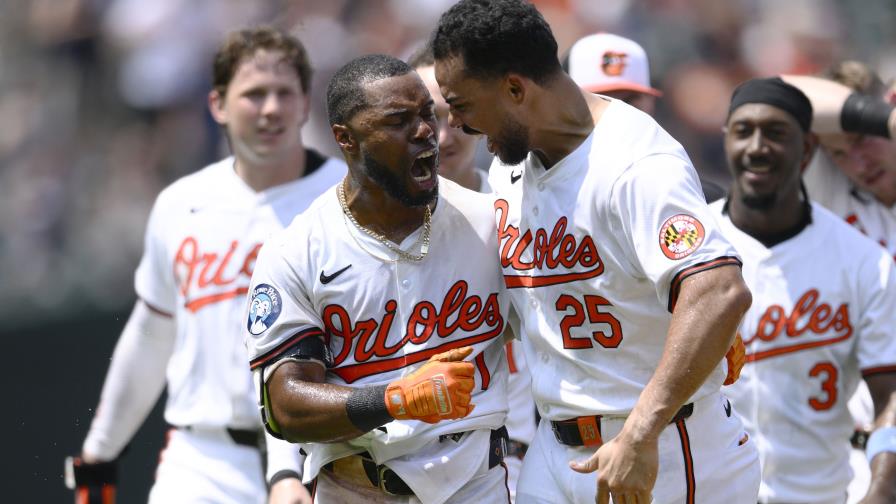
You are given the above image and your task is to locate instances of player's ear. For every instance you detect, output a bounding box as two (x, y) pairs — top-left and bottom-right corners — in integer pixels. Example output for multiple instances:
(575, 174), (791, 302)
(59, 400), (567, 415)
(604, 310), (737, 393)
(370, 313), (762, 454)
(332, 124), (356, 152)
(297, 93), (311, 128)
(505, 74), (527, 105)
(800, 132), (818, 173)
(209, 89), (227, 125)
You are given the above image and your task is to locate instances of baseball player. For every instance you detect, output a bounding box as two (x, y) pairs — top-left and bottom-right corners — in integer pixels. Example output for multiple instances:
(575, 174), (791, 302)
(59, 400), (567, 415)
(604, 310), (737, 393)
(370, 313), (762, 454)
(563, 31), (726, 203)
(244, 54), (513, 504)
(788, 63), (896, 260)
(563, 32), (662, 115)
(65, 28), (344, 504)
(712, 76), (896, 504)
(432, 1), (759, 502)
(781, 65), (896, 501)
(409, 44), (537, 502)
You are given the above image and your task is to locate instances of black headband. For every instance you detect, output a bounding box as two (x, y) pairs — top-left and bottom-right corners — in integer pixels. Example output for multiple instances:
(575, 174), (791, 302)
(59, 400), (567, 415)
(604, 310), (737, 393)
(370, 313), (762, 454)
(728, 77), (813, 132)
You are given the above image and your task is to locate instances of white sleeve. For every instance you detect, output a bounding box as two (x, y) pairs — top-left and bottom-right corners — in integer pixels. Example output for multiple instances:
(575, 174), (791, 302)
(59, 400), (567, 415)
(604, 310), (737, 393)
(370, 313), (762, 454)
(610, 154), (742, 311)
(265, 432), (305, 482)
(81, 300), (175, 460)
(856, 249), (896, 375)
(803, 150), (852, 218)
(134, 193), (177, 314)
(245, 232), (325, 376)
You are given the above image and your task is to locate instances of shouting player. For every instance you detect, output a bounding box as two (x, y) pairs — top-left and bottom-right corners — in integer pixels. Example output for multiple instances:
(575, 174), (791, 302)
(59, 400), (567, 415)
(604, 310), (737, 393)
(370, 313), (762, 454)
(409, 44), (537, 502)
(712, 77), (896, 504)
(66, 28), (344, 504)
(432, 1), (759, 502)
(244, 54), (513, 503)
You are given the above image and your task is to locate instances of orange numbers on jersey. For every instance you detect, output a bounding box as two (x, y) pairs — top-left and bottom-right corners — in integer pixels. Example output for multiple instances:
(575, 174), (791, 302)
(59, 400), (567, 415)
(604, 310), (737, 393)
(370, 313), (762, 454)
(556, 294), (623, 349)
(808, 361), (838, 411)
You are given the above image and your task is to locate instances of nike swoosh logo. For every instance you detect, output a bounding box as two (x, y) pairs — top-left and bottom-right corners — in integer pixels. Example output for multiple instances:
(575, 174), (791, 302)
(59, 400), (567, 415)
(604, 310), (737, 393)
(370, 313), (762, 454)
(510, 171), (522, 184)
(724, 399), (732, 417)
(320, 264), (352, 284)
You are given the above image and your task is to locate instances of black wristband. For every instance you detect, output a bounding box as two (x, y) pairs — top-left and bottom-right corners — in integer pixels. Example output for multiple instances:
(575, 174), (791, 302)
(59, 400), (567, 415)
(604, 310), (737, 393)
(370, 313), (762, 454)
(268, 469), (301, 488)
(345, 384), (392, 432)
(841, 93), (894, 138)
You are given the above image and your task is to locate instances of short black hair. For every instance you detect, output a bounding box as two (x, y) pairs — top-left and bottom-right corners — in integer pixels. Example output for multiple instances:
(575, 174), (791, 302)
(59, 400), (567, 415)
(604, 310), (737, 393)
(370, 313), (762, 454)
(432, 0), (561, 84)
(326, 54), (413, 125)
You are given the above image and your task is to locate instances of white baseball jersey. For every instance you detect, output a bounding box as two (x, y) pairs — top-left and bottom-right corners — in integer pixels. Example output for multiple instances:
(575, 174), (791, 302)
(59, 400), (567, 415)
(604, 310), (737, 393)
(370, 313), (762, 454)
(135, 153), (345, 429)
(805, 150), (896, 262)
(488, 98), (741, 420)
(245, 178), (510, 504)
(712, 200), (896, 503)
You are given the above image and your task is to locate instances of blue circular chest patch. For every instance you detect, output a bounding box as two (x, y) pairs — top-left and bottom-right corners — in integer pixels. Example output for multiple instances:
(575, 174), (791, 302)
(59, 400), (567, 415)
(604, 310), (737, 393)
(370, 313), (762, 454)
(247, 284), (282, 335)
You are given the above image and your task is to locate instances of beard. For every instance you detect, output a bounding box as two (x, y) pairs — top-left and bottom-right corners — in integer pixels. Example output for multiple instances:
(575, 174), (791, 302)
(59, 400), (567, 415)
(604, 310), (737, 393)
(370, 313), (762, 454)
(361, 149), (438, 207)
(494, 115), (531, 166)
(739, 191), (777, 210)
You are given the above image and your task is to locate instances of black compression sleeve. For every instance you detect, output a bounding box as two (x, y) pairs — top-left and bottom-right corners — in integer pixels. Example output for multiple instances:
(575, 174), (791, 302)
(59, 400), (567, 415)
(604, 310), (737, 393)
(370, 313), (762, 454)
(345, 384), (392, 432)
(841, 93), (894, 138)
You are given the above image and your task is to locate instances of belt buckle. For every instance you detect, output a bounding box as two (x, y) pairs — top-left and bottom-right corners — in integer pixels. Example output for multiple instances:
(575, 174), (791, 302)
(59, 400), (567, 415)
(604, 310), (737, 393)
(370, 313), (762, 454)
(377, 464), (396, 496)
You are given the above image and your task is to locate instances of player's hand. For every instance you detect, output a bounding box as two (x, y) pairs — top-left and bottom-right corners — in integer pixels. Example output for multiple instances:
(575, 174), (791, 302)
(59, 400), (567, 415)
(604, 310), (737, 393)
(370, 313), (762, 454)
(65, 455), (118, 504)
(385, 346), (476, 423)
(723, 334), (746, 386)
(569, 428), (658, 504)
(268, 477), (312, 504)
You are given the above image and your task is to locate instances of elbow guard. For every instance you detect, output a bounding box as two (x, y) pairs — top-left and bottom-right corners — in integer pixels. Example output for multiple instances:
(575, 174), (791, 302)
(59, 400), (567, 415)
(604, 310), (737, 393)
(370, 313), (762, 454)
(841, 93), (894, 138)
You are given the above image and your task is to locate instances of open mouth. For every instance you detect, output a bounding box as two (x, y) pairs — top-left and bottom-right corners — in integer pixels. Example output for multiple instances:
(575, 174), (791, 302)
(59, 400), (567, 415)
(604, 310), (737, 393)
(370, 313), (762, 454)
(411, 148), (438, 188)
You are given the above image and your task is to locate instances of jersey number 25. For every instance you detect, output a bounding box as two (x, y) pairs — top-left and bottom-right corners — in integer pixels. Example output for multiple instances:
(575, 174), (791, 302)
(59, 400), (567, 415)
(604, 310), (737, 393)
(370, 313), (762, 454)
(556, 294), (623, 349)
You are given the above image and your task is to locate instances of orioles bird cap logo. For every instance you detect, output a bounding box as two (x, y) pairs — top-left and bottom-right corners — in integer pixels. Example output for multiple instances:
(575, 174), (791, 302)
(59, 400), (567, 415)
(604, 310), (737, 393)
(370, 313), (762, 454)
(659, 214), (705, 260)
(601, 51), (628, 77)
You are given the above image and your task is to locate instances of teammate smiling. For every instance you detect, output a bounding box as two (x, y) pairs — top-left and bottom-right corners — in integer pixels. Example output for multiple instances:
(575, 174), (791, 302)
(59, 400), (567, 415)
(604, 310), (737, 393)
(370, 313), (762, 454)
(712, 76), (896, 504)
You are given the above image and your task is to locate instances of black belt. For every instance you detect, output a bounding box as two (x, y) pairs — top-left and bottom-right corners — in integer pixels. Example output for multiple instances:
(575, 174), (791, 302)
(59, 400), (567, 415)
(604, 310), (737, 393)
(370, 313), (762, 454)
(330, 426), (508, 496)
(174, 425), (261, 448)
(551, 403), (694, 447)
(852, 428), (870, 450)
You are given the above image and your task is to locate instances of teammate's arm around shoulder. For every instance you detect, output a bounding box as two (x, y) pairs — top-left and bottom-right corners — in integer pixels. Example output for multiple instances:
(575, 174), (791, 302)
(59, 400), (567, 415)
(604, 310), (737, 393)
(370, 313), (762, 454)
(263, 346), (477, 443)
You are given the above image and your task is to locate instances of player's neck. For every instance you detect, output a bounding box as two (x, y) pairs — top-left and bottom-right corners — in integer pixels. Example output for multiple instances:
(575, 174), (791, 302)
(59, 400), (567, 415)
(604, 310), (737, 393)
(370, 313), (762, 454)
(529, 78), (603, 169)
(234, 147), (307, 192)
(728, 193), (808, 245)
(341, 177), (432, 244)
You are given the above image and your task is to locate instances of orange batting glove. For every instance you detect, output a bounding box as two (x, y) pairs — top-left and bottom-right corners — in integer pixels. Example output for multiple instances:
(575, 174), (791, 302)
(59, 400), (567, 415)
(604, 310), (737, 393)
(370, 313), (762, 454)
(385, 346), (476, 423)
(723, 334), (746, 386)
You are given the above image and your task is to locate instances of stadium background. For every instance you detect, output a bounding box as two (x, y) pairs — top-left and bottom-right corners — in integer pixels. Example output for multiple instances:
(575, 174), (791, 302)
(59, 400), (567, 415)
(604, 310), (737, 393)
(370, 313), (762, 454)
(1, 0), (894, 501)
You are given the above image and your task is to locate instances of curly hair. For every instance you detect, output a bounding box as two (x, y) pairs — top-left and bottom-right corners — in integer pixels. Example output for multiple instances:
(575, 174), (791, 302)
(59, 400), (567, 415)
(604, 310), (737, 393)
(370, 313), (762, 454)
(826, 60), (886, 97)
(431, 0), (561, 85)
(326, 54), (413, 125)
(212, 27), (312, 96)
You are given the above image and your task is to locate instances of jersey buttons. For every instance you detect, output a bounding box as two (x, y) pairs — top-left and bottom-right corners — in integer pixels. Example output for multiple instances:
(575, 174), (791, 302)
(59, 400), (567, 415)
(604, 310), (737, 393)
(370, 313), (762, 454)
(537, 182), (545, 191)
(532, 206), (539, 216)
(401, 279), (411, 288)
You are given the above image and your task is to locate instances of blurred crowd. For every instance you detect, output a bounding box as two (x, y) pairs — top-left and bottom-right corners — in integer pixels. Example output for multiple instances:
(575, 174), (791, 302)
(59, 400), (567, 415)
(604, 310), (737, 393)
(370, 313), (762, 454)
(1, 0), (895, 329)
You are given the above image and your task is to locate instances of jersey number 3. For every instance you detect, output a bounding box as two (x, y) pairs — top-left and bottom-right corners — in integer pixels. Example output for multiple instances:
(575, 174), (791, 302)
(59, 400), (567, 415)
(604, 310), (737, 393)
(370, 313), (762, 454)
(556, 294), (623, 349)
(808, 361), (838, 411)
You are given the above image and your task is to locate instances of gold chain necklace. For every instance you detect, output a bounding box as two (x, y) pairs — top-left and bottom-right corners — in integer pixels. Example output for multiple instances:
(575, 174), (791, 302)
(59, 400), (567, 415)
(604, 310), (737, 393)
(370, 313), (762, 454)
(337, 181), (431, 262)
